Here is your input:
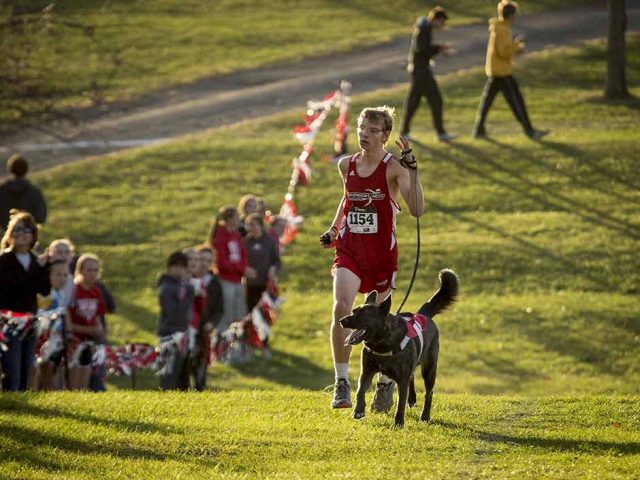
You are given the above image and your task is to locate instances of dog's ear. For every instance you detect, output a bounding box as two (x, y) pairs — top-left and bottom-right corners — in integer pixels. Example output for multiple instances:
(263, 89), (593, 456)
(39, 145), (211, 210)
(379, 294), (392, 316)
(364, 291), (378, 305)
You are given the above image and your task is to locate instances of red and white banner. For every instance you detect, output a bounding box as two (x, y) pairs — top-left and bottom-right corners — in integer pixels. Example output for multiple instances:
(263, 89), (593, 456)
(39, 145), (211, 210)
(276, 82), (351, 248)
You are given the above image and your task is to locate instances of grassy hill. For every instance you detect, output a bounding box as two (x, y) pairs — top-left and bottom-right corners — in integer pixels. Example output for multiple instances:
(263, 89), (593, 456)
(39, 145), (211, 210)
(1, 37), (639, 478)
(1, 0), (596, 129)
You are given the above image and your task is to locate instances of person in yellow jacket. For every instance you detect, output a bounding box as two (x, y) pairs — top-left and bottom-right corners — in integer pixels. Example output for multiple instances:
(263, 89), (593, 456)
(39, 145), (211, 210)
(472, 1), (548, 139)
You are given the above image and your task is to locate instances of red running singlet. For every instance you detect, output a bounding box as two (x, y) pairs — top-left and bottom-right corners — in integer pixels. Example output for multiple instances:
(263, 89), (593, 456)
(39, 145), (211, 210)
(333, 152), (400, 293)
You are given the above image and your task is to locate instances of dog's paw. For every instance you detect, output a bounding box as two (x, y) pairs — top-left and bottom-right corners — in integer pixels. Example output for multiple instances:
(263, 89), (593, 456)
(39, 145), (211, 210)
(352, 410), (366, 420)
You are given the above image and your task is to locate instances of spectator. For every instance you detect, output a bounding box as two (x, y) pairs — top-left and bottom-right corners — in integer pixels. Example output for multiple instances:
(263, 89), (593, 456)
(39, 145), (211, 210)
(400, 6), (456, 142)
(67, 244), (115, 391)
(471, 0), (548, 139)
(210, 206), (255, 332)
(69, 247), (116, 316)
(183, 247), (199, 278)
(35, 260), (71, 390)
(244, 213), (280, 312)
(0, 154), (47, 231)
(156, 251), (193, 391)
(189, 245), (223, 390)
(255, 197), (268, 218)
(199, 246), (224, 332)
(238, 194), (259, 236)
(47, 239), (75, 307)
(66, 253), (107, 390)
(0, 211), (51, 391)
(267, 216), (287, 253)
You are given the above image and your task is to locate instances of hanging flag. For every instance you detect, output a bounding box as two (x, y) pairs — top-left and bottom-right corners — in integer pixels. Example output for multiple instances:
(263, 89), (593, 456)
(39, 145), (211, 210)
(332, 80), (352, 161)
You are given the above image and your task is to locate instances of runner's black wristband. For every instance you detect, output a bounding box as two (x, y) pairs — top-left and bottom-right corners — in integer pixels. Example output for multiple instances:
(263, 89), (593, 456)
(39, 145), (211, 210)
(399, 152), (417, 170)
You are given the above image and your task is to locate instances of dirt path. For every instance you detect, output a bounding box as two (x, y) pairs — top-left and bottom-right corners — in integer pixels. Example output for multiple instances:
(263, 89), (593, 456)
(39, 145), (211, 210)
(2, 1), (639, 171)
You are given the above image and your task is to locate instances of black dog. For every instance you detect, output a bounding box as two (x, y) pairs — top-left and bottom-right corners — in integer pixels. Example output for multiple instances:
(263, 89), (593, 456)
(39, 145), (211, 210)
(340, 269), (458, 427)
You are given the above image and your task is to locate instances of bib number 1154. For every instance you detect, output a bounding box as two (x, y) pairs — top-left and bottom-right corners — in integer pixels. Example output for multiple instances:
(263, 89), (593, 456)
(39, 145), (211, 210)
(348, 211), (378, 234)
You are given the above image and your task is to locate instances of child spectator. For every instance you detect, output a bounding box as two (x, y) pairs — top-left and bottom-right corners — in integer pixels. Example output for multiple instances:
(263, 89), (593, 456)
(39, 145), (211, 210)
(244, 213), (280, 312)
(183, 247), (199, 278)
(47, 239), (75, 303)
(0, 211), (52, 391)
(35, 260), (71, 390)
(189, 245), (223, 390)
(267, 216), (287, 253)
(157, 251), (193, 391)
(238, 194), (259, 236)
(66, 253), (106, 390)
(210, 206), (255, 332)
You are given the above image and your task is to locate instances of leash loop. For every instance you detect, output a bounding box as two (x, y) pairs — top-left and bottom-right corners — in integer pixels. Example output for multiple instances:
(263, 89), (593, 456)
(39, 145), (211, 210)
(395, 160), (421, 314)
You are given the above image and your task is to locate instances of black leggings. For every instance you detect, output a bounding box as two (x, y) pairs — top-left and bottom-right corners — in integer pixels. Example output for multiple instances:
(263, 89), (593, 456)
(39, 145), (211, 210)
(401, 70), (445, 135)
(473, 75), (533, 134)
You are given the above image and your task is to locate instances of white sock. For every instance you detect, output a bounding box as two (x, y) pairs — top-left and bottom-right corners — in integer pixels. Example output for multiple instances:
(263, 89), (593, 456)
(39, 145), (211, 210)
(334, 363), (349, 382)
(378, 374), (393, 384)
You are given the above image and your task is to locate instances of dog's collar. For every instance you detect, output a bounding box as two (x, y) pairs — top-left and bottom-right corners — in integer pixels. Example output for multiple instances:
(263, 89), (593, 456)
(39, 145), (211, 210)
(363, 345), (403, 357)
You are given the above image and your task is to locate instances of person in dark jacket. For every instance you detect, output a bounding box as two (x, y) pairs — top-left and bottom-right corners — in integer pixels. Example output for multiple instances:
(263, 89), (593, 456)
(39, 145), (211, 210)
(189, 245), (223, 391)
(0, 154), (47, 231)
(156, 250), (194, 390)
(244, 213), (280, 312)
(471, 1), (548, 139)
(400, 7), (455, 142)
(0, 211), (52, 391)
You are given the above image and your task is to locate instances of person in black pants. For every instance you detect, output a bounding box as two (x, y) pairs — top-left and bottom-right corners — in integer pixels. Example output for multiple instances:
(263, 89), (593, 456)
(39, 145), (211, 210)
(472, 1), (548, 139)
(401, 6), (455, 142)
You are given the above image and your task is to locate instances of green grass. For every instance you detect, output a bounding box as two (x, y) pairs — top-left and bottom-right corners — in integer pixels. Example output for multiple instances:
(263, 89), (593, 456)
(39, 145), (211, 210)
(1, 392), (639, 479)
(1, 0), (596, 129)
(1, 38), (639, 477)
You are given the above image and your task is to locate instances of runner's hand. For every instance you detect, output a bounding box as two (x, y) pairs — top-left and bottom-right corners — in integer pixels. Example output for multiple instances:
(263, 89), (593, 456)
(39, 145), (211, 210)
(396, 136), (417, 170)
(319, 227), (337, 248)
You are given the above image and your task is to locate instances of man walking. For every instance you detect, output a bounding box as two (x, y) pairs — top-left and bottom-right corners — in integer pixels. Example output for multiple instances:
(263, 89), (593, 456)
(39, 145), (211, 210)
(400, 6), (455, 142)
(472, 0), (548, 139)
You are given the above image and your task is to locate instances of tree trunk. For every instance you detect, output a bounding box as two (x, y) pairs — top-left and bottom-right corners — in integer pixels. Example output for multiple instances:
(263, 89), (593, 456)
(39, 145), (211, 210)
(605, 0), (630, 99)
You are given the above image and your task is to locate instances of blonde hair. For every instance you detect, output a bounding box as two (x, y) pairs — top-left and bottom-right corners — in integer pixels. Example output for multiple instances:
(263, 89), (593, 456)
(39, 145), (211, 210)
(74, 253), (101, 282)
(358, 106), (396, 133)
(50, 238), (75, 255)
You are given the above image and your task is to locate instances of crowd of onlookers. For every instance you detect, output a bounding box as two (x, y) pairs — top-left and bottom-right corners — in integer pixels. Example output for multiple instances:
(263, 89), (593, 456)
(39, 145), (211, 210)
(0, 154), (286, 392)
(156, 194), (284, 390)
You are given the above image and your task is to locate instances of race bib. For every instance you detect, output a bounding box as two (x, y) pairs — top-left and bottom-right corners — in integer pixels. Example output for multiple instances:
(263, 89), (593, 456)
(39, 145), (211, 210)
(347, 205), (378, 234)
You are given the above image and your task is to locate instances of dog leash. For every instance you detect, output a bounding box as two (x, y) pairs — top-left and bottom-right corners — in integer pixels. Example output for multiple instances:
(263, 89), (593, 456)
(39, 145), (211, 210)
(395, 148), (421, 314)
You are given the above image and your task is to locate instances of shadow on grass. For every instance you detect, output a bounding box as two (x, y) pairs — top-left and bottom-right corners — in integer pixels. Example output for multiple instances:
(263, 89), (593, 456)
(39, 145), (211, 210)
(423, 194), (616, 291)
(540, 139), (640, 194)
(435, 420), (640, 455)
(0, 423), (197, 472)
(0, 396), (185, 434)
(464, 351), (545, 393)
(231, 348), (333, 390)
(446, 141), (640, 241)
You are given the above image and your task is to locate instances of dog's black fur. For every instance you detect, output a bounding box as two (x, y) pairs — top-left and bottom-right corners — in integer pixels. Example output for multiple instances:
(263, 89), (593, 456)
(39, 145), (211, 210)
(340, 269), (458, 427)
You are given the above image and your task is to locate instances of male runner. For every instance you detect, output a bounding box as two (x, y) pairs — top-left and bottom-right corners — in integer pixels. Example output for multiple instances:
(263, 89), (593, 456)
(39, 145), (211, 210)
(320, 106), (424, 411)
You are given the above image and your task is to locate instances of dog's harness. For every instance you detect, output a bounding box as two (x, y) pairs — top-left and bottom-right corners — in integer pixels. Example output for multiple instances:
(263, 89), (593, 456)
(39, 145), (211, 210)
(399, 313), (428, 357)
(365, 313), (428, 357)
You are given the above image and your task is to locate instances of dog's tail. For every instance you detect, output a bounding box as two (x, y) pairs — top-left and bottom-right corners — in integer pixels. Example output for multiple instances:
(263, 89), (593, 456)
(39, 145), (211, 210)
(417, 269), (459, 318)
